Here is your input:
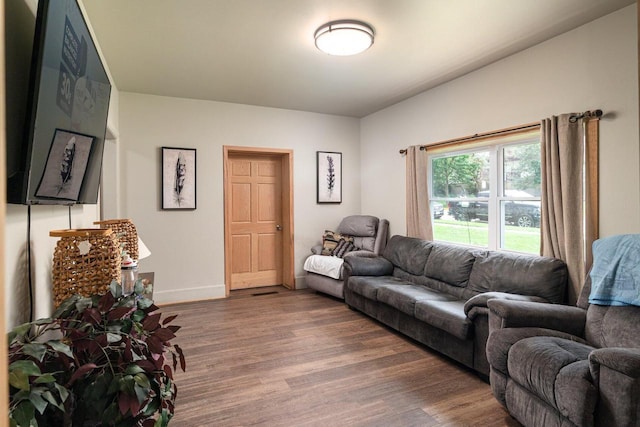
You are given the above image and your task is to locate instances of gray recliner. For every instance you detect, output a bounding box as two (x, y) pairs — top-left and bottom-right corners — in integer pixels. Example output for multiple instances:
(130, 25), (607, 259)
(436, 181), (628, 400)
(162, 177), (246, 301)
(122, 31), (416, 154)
(304, 215), (389, 299)
(486, 235), (640, 427)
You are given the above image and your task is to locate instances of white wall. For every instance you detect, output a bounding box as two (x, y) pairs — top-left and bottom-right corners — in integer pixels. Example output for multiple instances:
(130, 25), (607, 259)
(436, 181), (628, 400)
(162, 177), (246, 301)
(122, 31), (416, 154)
(118, 93), (361, 303)
(361, 5), (639, 238)
(5, 205), (100, 326)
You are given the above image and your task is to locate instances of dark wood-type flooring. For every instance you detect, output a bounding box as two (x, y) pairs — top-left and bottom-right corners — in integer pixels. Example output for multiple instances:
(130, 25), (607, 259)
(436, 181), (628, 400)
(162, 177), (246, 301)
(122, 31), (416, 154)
(161, 286), (520, 427)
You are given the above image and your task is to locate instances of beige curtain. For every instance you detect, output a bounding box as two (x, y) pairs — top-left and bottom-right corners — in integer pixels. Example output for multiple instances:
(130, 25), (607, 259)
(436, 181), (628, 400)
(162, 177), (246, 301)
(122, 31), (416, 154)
(406, 146), (433, 239)
(540, 114), (597, 304)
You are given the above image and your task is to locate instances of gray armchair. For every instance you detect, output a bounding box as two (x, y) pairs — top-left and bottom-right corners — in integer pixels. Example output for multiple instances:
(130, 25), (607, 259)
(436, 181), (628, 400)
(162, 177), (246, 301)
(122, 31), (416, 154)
(486, 236), (640, 427)
(304, 215), (389, 299)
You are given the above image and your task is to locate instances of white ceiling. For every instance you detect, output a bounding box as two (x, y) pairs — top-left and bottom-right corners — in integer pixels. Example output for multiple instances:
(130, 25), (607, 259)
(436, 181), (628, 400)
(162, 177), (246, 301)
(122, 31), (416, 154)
(82, 0), (635, 118)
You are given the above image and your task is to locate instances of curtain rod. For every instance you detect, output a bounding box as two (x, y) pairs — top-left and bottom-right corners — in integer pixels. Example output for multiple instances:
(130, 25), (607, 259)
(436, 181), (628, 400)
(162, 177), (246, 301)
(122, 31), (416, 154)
(569, 109), (602, 123)
(399, 109), (603, 155)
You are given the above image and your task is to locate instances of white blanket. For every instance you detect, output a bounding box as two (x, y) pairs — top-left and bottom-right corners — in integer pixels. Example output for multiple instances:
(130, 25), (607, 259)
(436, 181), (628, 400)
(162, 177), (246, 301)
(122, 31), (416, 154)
(303, 255), (344, 280)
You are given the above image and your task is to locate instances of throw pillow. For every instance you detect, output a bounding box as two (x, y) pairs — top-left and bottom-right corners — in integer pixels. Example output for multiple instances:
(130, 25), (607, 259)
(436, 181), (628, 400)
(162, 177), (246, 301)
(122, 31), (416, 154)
(321, 230), (353, 255)
(332, 238), (356, 258)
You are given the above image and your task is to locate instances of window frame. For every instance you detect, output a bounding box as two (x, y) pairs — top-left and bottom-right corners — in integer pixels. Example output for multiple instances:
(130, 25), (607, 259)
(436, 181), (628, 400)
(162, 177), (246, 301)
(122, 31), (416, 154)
(427, 130), (541, 254)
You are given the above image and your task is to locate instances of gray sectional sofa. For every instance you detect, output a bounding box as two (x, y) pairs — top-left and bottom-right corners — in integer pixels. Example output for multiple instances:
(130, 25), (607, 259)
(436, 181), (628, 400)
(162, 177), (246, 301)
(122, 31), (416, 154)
(343, 235), (568, 377)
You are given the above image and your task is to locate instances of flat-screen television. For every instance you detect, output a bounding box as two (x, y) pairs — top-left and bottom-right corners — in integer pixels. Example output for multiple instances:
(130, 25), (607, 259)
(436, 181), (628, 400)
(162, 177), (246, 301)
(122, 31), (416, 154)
(8, 0), (111, 205)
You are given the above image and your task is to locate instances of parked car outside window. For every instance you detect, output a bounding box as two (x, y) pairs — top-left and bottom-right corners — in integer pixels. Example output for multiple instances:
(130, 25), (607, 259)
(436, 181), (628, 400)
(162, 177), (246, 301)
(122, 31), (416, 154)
(430, 201), (444, 219)
(448, 191), (540, 228)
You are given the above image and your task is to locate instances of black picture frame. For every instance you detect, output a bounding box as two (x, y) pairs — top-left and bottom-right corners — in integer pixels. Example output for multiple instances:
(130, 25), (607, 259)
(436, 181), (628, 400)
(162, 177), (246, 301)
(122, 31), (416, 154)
(35, 129), (95, 202)
(162, 147), (196, 210)
(317, 151), (342, 204)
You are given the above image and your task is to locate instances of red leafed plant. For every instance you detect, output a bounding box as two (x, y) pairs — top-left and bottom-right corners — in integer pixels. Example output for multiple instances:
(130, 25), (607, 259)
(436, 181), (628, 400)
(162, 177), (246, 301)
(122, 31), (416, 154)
(8, 281), (186, 427)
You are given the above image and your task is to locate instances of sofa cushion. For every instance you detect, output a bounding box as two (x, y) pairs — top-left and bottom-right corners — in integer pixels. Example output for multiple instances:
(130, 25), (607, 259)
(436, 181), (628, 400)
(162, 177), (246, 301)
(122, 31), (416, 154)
(382, 236), (432, 276)
(352, 236), (376, 252)
(414, 300), (471, 340)
(423, 243), (478, 287)
(468, 251), (567, 303)
(377, 284), (458, 316)
(347, 276), (407, 301)
(508, 336), (594, 410)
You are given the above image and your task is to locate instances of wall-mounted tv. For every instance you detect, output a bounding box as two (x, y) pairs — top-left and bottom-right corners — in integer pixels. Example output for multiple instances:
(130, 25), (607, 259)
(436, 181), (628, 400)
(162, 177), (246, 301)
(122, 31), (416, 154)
(7, 0), (111, 205)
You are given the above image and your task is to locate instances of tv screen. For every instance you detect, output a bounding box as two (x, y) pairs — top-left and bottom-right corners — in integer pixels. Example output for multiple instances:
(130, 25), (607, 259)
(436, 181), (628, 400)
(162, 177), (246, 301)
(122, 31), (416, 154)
(8, 0), (111, 205)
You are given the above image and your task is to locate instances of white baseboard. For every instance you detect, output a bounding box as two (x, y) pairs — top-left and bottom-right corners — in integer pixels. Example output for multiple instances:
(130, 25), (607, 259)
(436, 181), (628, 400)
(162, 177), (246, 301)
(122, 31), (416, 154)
(153, 279), (309, 305)
(153, 283), (226, 305)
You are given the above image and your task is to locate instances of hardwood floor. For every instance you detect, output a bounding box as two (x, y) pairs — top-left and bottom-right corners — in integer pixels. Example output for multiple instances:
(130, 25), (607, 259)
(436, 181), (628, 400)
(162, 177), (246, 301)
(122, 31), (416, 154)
(161, 286), (520, 427)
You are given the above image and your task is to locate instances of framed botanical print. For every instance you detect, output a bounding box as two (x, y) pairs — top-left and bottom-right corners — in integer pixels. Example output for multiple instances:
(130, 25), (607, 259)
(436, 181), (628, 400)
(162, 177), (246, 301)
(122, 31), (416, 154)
(162, 147), (196, 210)
(317, 151), (342, 204)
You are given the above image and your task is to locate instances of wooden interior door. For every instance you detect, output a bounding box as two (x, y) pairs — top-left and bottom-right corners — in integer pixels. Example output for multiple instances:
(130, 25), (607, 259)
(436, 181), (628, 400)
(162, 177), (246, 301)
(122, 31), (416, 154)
(228, 154), (283, 290)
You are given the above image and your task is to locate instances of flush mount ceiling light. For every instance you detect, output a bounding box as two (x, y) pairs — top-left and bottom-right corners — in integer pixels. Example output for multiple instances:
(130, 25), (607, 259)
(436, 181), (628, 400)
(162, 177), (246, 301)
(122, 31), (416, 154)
(314, 20), (375, 56)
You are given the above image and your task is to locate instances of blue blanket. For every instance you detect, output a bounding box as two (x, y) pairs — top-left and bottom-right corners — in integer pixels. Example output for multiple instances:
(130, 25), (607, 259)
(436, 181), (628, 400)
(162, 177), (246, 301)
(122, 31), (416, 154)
(589, 234), (640, 306)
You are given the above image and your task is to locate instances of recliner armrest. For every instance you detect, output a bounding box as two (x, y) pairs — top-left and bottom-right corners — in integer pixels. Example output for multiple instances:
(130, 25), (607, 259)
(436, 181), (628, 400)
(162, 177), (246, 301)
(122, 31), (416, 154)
(589, 347), (640, 426)
(590, 348), (640, 378)
(487, 299), (586, 337)
(343, 255), (393, 277)
(344, 250), (378, 258)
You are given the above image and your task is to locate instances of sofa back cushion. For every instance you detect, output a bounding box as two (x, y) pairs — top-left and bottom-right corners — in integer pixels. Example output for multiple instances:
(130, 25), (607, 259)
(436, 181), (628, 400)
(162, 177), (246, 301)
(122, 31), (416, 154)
(423, 243), (478, 287)
(337, 215), (379, 252)
(585, 304), (640, 348)
(395, 269), (470, 300)
(382, 235), (432, 276)
(468, 252), (567, 303)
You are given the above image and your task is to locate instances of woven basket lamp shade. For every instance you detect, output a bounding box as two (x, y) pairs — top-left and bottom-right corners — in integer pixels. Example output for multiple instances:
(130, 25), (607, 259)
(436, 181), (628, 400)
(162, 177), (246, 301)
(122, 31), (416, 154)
(94, 219), (138, 260)
(50, 228), (122, 307)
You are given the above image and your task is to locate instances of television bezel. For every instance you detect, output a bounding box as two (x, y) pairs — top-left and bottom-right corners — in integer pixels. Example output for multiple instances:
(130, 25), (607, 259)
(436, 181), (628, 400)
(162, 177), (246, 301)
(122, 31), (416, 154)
(8, 0), (112, 205)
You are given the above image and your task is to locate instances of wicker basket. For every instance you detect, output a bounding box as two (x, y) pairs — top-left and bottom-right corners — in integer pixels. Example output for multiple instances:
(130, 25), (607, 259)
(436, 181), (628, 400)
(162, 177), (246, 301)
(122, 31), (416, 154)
(50, 228), (122, 307)
(94, 219), (139, 260)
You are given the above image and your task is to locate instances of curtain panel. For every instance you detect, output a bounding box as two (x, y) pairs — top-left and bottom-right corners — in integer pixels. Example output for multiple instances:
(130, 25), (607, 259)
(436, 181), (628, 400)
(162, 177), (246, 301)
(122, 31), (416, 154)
(540, 114), (598, 304)
(406, 146), (433, 240)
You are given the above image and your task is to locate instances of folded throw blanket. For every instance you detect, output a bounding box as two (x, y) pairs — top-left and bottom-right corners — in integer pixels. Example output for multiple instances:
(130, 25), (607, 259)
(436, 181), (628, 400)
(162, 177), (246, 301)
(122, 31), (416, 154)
(303, 255), (344, 280)
(589, 234), (640, 306)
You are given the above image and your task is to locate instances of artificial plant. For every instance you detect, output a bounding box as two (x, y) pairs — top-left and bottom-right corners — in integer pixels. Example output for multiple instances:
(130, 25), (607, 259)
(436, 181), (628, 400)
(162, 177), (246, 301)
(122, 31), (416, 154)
(8, 281), (185, 427)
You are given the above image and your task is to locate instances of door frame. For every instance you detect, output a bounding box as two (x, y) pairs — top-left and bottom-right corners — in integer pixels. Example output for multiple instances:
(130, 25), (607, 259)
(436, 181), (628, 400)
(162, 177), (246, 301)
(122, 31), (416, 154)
(223, 146), (295, 296)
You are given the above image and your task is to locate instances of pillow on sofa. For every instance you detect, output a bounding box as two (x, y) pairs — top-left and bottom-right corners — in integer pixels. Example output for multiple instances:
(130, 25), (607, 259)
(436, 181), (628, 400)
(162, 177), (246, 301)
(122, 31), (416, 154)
(332, 238), (356, 258)
(322, 230), (353, 255)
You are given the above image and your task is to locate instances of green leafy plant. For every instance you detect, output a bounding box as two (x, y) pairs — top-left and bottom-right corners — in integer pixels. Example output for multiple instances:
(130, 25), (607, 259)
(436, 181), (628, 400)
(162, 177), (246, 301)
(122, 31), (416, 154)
(8, 281), (185, 427)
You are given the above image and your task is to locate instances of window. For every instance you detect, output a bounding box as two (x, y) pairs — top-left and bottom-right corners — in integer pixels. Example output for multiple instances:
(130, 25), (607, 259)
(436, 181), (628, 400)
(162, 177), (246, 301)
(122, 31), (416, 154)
(428, 131), (541, 254)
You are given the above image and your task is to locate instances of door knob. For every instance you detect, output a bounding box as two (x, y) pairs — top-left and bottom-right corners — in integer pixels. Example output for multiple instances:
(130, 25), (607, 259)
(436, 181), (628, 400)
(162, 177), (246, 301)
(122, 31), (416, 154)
(276, 224), (282, 231)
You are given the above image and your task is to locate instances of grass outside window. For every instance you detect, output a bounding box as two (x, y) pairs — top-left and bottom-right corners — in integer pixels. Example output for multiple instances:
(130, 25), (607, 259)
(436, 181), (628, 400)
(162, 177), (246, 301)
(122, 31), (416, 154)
(433, 218), (540, 254)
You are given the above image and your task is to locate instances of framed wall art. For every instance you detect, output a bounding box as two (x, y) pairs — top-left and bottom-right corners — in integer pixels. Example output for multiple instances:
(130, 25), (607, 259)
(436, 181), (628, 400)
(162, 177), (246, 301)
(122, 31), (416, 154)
(162, 147), (196, 210)
(317, 151), (342, 204)
(35, 129), (94, 201)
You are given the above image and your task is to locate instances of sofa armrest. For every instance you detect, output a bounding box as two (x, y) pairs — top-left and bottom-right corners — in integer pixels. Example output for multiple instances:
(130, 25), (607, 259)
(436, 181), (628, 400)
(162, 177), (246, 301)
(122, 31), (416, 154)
(343, 255), (393, 277)
(589, 348), (640, 426)
(487, 299), (586, 337)
(464, 291), (548, 317)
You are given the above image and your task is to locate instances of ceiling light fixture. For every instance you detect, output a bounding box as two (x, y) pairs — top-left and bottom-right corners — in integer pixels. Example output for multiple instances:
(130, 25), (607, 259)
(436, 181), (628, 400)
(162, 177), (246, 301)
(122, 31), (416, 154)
(314, 20), (375, 56)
